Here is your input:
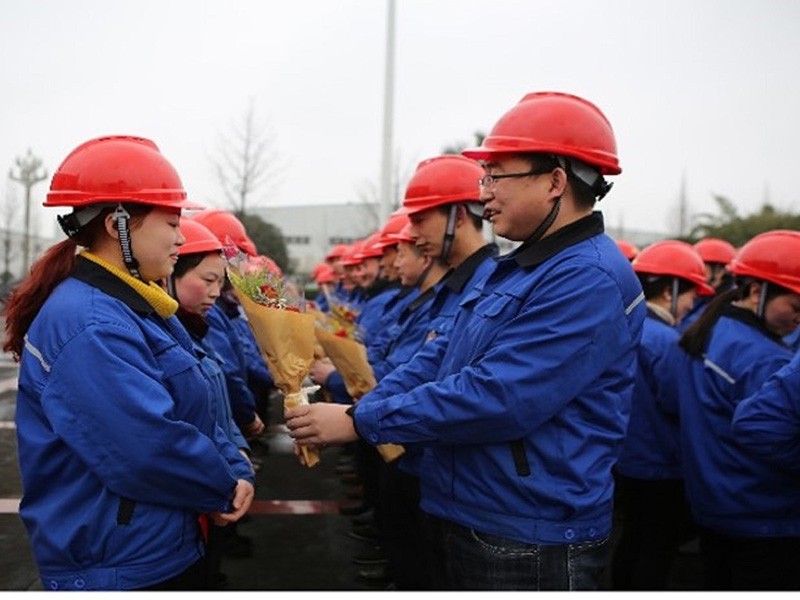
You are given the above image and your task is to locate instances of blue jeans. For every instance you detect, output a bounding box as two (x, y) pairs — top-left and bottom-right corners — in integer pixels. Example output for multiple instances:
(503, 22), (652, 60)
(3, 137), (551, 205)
(439, 518), (610, 590)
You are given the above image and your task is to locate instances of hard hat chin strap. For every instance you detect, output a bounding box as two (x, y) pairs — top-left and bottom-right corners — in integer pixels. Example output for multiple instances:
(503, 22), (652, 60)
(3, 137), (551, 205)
(112, 204), (141, 279)
(414, 260), (435, 290)
(756, 281), (769, 319)
(527, 197), (562, 245)
(670, 278), (680, 319)
(440, 205), (458, 263)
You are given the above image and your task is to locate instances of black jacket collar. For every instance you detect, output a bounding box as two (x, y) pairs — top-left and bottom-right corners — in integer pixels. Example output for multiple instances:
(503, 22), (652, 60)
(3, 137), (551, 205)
(71, 255), (153, 315)
(442, 243), (498, 294)
(510, 212), (604, 268)
(724, 304), (787, 346)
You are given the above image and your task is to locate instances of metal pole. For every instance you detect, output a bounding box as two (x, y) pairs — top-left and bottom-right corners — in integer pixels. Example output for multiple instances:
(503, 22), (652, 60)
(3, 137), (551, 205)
(378, 0), (396, 227)
(23, 185), (31, 275)
(9, 149), (47, 277)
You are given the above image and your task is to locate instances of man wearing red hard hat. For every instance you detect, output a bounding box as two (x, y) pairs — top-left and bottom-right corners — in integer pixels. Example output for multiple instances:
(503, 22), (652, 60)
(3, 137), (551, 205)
(286, 92), (646, 590)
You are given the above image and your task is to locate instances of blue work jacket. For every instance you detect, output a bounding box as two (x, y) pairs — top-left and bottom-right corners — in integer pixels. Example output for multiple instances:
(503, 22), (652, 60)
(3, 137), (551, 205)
(357, 280), (401, 346)
(177, 310), (249, 452)
(732, 350), (800, 475)
(365, 286), (419, 361)
(671, 306), (795, 537)
(206, 302), (257, 428)
(228, 305), (274, 390)
(424, 244), (497, 341)
(394, 243), (498, 477)
(354, 213), (645, 545)
(16, 258), (254, 590)
(616, 308), (682, 480)
(369, 285), (439, 382)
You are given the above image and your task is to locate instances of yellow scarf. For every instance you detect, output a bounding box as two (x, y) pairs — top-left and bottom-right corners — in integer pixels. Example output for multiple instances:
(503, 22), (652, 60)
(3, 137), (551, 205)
(81, 250), (179, 318)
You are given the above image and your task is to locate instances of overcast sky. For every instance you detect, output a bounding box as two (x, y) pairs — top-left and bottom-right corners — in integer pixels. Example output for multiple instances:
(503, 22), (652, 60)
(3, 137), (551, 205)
(2, 0), (799, 241)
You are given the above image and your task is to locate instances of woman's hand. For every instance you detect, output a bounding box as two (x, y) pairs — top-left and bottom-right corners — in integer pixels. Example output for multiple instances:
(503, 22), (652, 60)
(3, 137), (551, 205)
(210, 479), (255, 526)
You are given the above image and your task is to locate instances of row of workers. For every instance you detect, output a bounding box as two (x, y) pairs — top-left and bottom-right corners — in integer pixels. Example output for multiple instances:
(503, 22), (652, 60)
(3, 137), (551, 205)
(7, 89), (800, 591)
(286, 94), (800, 590)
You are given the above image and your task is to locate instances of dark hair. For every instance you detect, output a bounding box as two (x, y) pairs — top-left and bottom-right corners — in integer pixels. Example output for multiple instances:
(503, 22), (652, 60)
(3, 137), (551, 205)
(679, 277), (790, 357)
(173, 252), (208, 279)
(638, 275), (694, 301)
(2, 203), (152, 359)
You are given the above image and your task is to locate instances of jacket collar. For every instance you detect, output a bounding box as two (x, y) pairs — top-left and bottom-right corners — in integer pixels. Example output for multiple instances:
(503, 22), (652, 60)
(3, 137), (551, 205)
(442, 243), (498, 294)
(647, 303), (675, 326)
(72, 255), (154, 315)
(724, 304), (787, 345)
(510, 212), (604, 268)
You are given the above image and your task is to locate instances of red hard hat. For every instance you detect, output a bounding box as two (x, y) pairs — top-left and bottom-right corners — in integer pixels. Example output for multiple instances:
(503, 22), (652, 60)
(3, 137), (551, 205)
(616, 240), (640, 260)
(402, 155), (484, 215)
(693, 237), (737, 265)
(462, 92), (621, 175)
(191, 209), (257, 256)
(312, 262), (336, 284)
(46, 136), (202, 209)
(387, 223), (416, 245)
(728, 230), (800, 296)
(375, 210), (411, 249)
(325, 244), (349, 262)
(355, 232), (384, 260)
(178, 219), (222, 256)
(633, 240), (715, 296)
(339, 240), (366, 267)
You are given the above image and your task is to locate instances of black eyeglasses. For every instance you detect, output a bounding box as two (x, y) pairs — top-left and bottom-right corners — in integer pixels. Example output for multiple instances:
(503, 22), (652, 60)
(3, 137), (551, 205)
(478, 165), (554, 189)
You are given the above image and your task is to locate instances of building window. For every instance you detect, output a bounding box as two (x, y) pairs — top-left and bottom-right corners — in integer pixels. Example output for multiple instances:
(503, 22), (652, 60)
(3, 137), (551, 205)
(329, 236), (359, 245)
(284, 235), (310, 245)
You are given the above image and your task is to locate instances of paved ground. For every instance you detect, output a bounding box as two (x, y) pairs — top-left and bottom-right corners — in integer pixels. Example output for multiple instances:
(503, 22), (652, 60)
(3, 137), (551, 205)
(0, 351), (704, 591)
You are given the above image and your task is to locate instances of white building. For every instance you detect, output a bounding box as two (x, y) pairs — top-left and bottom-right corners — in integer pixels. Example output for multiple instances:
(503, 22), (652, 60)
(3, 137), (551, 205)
(252, 202), (667, 276)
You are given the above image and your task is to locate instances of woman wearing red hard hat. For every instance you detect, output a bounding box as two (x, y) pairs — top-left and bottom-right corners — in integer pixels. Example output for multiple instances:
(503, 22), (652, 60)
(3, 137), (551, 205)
(286, 92), (645, 590)
(671, 230), (800, 590)
(3, 136), (254, 590)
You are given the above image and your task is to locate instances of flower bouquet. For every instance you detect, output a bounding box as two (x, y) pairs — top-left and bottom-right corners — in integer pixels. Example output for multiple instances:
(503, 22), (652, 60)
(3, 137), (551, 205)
(226, 250), (320, 467)
(313, 313), (405, 463)
(327, 300), (363, 341)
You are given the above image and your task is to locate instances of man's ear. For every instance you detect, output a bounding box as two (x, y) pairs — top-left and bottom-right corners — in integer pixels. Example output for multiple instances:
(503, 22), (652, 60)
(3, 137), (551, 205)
(549, 167), (568, 197)
(454, 204), (468, 226)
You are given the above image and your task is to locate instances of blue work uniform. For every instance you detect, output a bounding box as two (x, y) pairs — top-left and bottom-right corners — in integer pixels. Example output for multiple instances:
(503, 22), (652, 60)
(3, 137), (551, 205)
(611, 306), (689, 589)
(732, 349), (800, 472)
(354, 213), (645, 545)
(206, 302), (258, 429)
(357, 279), (402, 346)
(616, 308), (682, 480)
(425, 244), (498, 342)
(16, 257), (254, 590)
(671, 305), (795, 537)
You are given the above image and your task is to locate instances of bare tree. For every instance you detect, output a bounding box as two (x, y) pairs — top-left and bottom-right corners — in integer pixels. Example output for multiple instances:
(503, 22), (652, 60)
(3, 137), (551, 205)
(8, 148), (48, 274)
(211, 101), (281, 215)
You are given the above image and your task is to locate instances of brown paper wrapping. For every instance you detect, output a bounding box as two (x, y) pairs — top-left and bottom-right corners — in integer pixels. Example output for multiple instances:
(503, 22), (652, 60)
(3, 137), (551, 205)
(235, 290), (321, 467)
(314, 327), (405, 463)
(283, 388), (321, 467)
